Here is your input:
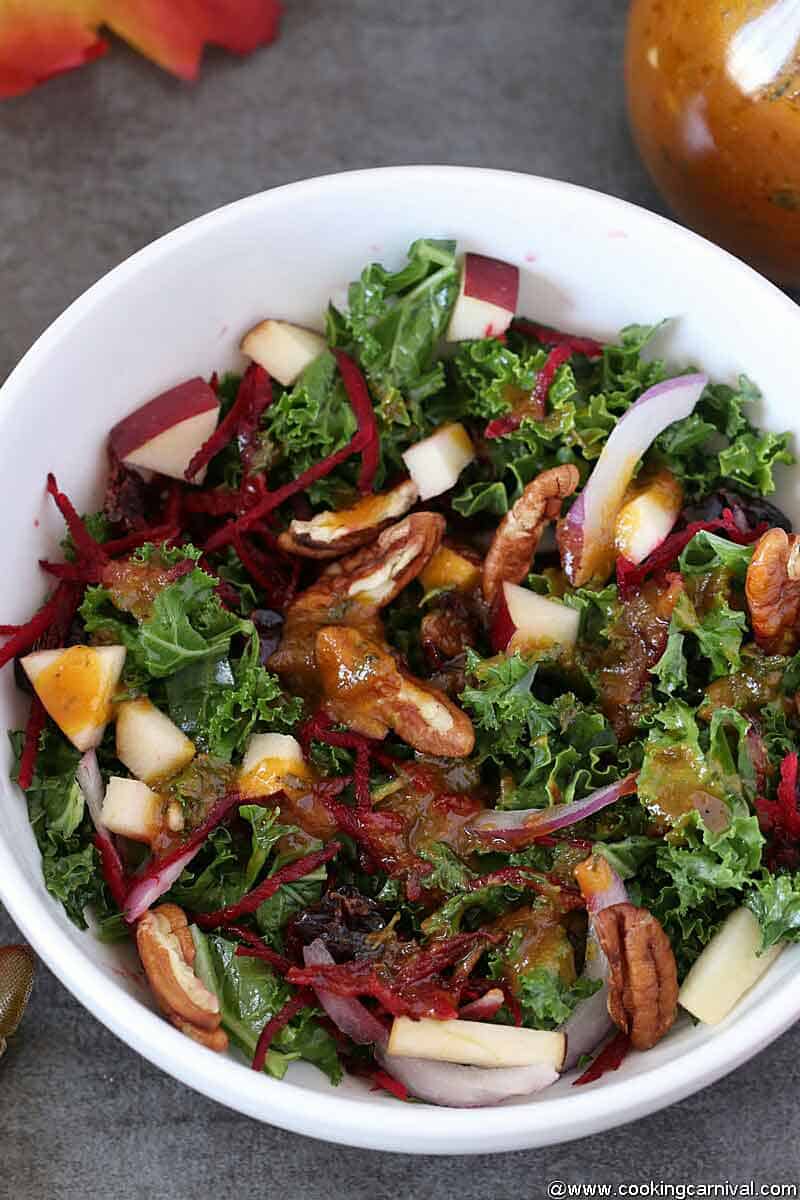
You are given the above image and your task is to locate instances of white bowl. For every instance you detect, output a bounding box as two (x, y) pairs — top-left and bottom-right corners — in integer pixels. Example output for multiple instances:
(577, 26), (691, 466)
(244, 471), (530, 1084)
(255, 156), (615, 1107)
(1, 167), (798, 1155)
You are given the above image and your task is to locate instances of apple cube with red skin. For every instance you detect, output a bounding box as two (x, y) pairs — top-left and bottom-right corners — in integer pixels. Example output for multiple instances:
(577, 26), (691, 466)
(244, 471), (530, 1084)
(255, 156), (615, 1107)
(446, 253), (520, 342)
(108, 378), (220, 483)
(491, 581), (580, 655)
(240, 319), (327, 387)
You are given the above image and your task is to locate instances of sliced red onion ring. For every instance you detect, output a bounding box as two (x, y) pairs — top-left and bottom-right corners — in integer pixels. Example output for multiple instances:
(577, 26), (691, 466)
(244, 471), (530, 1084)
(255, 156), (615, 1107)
(375, 1048), (558, 1108)
(76, 749), (129, 910)
(561, 856), (629, 1071)
(303, 939), (388, 1047)
(458, 988), (506, 1022)
(124, 790), (256, 923)
(76, 749), (105, 831)
(470, 774), (638, 848)
(558, 373), (707, 586)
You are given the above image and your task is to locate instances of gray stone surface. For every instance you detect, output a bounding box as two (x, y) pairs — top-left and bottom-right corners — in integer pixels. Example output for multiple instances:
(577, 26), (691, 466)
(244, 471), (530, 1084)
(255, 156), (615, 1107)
(1, 0), (798, 1192)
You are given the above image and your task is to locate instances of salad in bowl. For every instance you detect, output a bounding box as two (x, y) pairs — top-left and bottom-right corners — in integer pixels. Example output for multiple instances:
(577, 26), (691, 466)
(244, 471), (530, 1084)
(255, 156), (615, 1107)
(4, 236), (800, 1108)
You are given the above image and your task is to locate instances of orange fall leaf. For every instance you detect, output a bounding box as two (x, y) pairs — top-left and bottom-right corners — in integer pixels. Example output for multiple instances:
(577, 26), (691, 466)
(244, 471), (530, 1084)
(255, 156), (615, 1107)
(0, 0), (282, 98)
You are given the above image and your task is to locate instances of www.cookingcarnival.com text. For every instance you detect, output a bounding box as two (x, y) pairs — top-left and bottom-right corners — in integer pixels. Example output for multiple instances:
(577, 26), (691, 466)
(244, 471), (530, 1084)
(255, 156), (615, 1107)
(545, 1182), (798, 1199)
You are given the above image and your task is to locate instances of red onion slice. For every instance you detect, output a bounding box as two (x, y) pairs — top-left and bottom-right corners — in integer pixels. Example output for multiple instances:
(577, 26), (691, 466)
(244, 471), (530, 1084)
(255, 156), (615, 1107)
(558, 373), (707, 586)
(375, 1048), (558, 1108)
(303, 940), (388, 1046)
(470, 774), (638, 848)
(76, 750), (105, 831)
(124, 790), (257, 923)
(561, 856), (629, 1071)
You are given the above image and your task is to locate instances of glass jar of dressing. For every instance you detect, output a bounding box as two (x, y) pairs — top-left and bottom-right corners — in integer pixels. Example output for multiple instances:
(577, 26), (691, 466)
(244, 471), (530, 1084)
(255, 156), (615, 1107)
(626, 0), (800, 286)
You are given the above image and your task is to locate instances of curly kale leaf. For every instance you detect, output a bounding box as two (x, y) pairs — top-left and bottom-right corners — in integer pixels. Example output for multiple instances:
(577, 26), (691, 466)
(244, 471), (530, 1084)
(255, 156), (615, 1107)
(165, 631), (301, 761)
(80, 547), (253, 681)
(746, 874), (800, 950)
(9, 726), (113, 928)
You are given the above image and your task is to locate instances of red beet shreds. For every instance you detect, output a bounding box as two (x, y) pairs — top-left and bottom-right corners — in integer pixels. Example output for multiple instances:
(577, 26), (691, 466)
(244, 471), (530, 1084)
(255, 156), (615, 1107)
(252, 990), (314, 1073)
(194, 842), (340, 928)
(0, 580), (81, 671)
(185, 364), (273, 482)
(332, 349), (380, 494)
(512, 319), (604, 358)
(94, 831), (129, 911)
(573, 1031), (630, 1086)
(17, 697), (47, 791)
(755, 751), (800, 870)
(202, 352), (380, 553)
(616, 509), (763, 599)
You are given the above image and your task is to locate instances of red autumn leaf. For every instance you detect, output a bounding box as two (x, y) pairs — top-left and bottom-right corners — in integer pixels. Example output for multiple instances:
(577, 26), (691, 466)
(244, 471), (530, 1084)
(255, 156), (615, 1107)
(0, 0), (281, 99)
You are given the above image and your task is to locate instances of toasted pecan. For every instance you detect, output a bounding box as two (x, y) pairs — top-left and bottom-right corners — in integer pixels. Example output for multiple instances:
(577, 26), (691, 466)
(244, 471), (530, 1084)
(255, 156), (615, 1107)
(593, 902), (678, 1051)
(745, 528), (800, 655)
(483, 465), (579, 604)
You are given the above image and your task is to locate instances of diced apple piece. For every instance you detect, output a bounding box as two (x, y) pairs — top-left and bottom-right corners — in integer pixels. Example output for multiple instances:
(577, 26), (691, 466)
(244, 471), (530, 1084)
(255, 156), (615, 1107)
(401, 423), (475, 501)
(21, 645), (126, 752)
(492, 581), (580, 654)
(240, 319), (327, 387)
(239, 732), (313, 798)
(101, 776), (162, 844)
(116, 698), (195, 786)
(678, 907), (784, 1025)
(388, 1016), (565, 1071)
(108, 378), (220, 483)
(446, 253), (520, 342)
(418, 545), (481, 594)
(614, 470), (683, 564)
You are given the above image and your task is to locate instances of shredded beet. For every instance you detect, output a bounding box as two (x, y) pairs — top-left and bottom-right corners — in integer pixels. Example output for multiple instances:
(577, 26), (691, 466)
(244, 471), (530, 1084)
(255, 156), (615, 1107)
(102, 483), (183, 557)
(186, 363), (274, 482)
(573, 1031), (630, 1085)
(299, 712), (375, 809)
(755, 751), (800, 871)
(235, 944), (294, 976)
(194, 842), (341, 928)
(333, 349), (380, 493)
(394, 931), (502, 987)
(616, 509), (764, 599)
(17, 697), (47, 791)
(252, 989), (314, 1073)
(485, 343), (573, 439)
(124, 790), (273, 922)
(0, 580), (81, 671)
(512, 319), (604, 358)
(367, 1066), (409, 1101)
(286, 958), (459, 1020)
(232, 531), (292, 608)
(46, 474), (109, 573)
(94, 832), (129, 910)
(202, 354), (380, 553)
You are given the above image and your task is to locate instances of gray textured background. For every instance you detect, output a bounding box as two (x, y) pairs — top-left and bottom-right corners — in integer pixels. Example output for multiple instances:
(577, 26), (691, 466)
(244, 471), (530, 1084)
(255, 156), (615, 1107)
(2, 1), (799, 1193)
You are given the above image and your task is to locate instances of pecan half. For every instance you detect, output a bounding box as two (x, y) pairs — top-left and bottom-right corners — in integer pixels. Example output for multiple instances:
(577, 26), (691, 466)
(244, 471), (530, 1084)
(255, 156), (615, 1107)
(278, 480), (419, 560)
(745, 528), (800, 654)
(483, 465), (580, 604)
(136, 903), (228, 1051)
(269, 513), (444, 693)
(592, 902), (678, 1050)
(315, 624), (475, 757)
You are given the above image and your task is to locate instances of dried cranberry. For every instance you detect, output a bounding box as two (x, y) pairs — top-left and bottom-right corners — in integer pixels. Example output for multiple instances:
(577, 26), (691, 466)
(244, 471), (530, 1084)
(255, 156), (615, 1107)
(682, 489), (791, 534)
(287, 886), (387, 963)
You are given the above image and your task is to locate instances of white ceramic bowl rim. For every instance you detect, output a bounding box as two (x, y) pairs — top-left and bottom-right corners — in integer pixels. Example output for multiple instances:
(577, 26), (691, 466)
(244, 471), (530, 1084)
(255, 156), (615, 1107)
(1, 167), (799, 1154)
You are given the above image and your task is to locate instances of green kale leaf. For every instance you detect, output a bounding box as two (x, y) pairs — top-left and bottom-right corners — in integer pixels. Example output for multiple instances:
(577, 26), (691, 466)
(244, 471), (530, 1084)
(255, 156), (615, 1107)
(192, 929), (341, 1083)
(746, 874), (800, 950)
(165, 632), (301, 761)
